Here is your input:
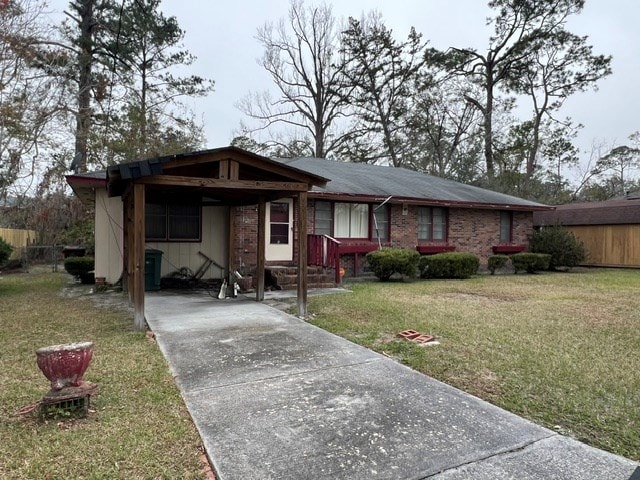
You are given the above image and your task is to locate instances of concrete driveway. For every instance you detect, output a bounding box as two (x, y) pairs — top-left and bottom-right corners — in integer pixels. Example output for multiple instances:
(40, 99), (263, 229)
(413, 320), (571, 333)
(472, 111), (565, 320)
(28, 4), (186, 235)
(145, 291), (639, 480)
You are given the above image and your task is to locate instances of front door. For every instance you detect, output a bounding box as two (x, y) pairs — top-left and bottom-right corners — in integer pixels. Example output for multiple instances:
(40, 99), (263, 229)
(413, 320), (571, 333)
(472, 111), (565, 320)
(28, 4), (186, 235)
(265, 199), (293, 262)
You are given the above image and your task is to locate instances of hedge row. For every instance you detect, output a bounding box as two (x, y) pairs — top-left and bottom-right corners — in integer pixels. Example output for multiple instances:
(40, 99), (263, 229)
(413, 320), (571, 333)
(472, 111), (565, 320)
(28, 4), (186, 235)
(488, 253), (552, 274)
(366, 248), (480, 281)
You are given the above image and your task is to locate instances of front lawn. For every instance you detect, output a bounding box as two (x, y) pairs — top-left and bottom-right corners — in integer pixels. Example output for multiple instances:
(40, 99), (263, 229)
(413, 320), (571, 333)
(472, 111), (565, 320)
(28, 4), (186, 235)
(307, 269), (640, 461)
(0, 272), (206, 479)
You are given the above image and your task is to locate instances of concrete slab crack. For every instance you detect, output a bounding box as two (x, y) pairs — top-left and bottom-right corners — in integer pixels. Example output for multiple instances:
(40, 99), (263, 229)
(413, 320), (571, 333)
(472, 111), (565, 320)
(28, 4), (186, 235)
(419, 433), (558, 479)
(180, 356), (384, 394)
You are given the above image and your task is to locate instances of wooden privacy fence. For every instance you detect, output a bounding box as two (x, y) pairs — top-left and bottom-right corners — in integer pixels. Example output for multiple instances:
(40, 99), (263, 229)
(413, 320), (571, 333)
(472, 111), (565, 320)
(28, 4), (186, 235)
(0, 228), (37, 260)
(568, 225), (640, 267)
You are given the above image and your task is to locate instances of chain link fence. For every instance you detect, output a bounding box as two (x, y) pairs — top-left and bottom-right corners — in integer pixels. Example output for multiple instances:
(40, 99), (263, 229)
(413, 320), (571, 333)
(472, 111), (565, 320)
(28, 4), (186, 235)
(21, 245), (67, 272)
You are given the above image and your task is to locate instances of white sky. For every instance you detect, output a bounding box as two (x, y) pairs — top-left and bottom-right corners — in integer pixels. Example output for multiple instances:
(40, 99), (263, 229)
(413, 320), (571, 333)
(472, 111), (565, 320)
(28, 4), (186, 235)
(47, 0), (640, 166)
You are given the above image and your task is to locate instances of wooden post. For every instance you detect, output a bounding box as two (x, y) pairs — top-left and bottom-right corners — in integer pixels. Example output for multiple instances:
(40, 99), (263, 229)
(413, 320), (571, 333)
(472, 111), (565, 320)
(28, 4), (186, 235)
(297, 192), (308, 317)
(256, 199), (266, 301)
(132, 183), (145, 331)
(122, 192), (132, 298)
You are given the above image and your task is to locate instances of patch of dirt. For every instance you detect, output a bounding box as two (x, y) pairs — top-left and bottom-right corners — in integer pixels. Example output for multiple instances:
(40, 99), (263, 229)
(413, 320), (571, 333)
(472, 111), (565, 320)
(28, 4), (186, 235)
(59, 285), (134, 315)
(373, 332), (397, 345)
(455, 368), (504, 400)
(436, 292), (516, 303)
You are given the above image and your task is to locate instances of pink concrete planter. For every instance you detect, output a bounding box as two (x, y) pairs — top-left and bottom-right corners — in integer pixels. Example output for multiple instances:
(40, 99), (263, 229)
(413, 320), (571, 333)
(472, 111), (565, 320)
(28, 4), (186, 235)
(36, 342), (94, 391)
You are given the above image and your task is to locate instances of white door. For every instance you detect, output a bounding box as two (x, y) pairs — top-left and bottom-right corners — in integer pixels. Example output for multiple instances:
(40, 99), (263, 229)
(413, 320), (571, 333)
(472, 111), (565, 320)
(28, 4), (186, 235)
(265, 199), (293, 262)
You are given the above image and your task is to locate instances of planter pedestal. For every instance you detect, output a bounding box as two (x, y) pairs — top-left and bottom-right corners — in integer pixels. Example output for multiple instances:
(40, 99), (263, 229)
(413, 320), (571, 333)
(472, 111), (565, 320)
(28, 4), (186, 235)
(40, 382), (98, 418)
(36, 342), (95, 417)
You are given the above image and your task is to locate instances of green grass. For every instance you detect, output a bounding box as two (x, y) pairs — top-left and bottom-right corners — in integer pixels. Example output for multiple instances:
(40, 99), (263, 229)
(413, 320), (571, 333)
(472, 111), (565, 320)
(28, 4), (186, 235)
(308, 269), (640, 461)
(0, 271), (205, 479)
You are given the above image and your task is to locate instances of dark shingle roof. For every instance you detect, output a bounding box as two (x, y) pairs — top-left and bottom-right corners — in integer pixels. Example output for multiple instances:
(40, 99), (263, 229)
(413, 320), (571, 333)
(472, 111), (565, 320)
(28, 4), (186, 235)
(534, 198), (640, 226)
(280, 157), (547, 210)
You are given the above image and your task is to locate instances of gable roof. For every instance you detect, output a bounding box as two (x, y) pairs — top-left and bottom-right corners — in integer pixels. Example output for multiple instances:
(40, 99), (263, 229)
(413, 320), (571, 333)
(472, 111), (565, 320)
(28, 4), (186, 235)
(280, 157), (548, 211)
(66, 147), (328, 205)
(533, 197), (640, 226)
(67, 147), (550, 211)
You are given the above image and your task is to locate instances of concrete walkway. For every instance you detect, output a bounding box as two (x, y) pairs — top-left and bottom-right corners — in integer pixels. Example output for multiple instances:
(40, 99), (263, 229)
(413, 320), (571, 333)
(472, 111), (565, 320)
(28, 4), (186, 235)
(145, 292), (639, 480)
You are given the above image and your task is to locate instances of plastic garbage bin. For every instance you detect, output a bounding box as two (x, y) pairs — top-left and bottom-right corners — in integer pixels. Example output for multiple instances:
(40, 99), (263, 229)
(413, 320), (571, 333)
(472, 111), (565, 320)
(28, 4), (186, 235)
(145, 249), (163, 291)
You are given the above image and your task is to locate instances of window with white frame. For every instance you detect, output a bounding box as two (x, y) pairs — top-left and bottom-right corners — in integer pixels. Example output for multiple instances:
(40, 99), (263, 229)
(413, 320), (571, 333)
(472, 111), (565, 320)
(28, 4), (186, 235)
(500, 211), (513, 243)
(269, 202), (290, 244)
(334, 203), (369, 238)
(372, 205), (390, 242)
(418, 207), (447, 241)
(314, 201), (333, 236)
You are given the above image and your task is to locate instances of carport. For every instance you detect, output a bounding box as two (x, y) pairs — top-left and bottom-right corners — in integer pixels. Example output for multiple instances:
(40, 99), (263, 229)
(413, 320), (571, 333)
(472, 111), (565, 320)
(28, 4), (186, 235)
(105, 147), (328, 330)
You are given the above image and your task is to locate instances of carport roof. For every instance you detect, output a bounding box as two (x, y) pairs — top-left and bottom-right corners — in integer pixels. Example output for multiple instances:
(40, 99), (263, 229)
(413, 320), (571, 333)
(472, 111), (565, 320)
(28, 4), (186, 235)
(66, 147), (329, 205)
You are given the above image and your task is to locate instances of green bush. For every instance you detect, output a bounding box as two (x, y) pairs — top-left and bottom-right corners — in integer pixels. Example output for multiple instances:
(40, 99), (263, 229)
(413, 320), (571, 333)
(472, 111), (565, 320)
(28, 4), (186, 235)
(0, 237), (13, 266)
(511, 252), (551, 274)
(64, 256), (95, 284)
(366, 248), (420, 281)
(63, 218), (95, 256)
(488, 255), (510, 275)
(531, 226), (586, 270)
(419, 252), (480, 279)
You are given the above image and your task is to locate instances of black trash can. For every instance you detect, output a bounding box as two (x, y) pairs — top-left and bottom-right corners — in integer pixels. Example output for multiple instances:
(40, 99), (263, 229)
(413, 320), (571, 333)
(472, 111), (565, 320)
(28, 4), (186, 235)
(145, 249), (163, 291)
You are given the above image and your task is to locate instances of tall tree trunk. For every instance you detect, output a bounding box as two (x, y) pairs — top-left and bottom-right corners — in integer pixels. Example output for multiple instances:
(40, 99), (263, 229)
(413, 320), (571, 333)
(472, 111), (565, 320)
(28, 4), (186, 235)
(483, 73), (495, 177)
(74, 0), (94, 173)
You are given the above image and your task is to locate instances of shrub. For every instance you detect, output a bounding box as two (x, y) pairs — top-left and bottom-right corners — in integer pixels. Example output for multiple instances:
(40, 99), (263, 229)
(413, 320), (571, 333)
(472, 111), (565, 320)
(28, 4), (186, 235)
(0, 237), (13, 266)
(63, 218), (95, 256)
(419, 252), (480, 279)
(531, 226), (586, 270)
(64, 256), (95, 284)
(366, 248), (420, 281)
(488, 255), (510, 275)
(511, 253), (551, 274)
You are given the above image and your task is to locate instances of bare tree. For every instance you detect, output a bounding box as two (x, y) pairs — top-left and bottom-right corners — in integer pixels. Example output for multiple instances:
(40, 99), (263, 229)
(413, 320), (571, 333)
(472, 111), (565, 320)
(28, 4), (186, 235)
(405, 78), (483, 181)
(237, 0), (350, 159)
(0, 0), (69, 199)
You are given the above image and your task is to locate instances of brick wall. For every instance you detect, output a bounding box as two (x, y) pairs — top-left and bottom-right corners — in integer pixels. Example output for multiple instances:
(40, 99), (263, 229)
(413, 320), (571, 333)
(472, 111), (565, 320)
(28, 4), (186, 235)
(231, 200), (534, 276)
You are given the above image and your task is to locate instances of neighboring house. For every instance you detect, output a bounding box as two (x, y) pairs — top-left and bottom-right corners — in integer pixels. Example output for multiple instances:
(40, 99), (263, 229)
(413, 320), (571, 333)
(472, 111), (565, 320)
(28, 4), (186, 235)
(66, 147), (549, 290)
(533, 195), (640, 268)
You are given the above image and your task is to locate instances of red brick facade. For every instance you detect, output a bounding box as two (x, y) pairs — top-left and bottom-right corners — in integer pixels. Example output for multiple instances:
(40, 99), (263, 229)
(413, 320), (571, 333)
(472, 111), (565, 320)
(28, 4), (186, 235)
(231, 199), (533, 277)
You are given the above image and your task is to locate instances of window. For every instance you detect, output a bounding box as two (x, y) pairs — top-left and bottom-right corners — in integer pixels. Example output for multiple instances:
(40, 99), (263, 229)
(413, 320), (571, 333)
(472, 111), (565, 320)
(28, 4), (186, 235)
(270, 202), (290, 244)
(418, 207), (447, 241)
(145, 203), (201, 241)
(314, 201), (333, 236)
(335, 203), (369, 238)
(372, 206), (389, 242)
(500, 211), (513, 243)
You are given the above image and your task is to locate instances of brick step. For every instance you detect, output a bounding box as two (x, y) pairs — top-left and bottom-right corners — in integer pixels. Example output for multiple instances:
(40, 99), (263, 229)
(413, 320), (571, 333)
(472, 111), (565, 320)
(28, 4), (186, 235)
(266, 266), (337, 289)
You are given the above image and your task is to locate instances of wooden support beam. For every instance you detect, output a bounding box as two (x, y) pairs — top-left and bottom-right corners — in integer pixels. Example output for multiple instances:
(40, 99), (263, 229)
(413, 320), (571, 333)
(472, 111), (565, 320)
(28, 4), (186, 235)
(229, 160), (239, 180)
(122, 191), (132, 298)
(219, 159), (229, 179)
(137, 174), (309, 192)
(256, 199), (266, 302)
(132, 183), (145, 331)
(297, 192), (308, 317)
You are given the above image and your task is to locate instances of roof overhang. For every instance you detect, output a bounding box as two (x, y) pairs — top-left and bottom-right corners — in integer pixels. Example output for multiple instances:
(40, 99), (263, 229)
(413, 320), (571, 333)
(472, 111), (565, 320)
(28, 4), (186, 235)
(65, 172), (106, 205)
(309, 191), (554, 211)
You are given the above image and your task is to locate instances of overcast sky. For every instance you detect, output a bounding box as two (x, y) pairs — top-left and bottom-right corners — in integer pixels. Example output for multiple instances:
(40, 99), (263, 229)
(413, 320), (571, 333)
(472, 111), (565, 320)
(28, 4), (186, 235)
(48, 0), (640, 167)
